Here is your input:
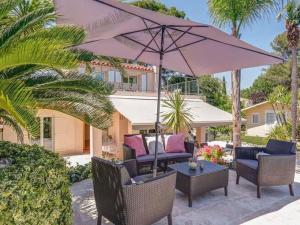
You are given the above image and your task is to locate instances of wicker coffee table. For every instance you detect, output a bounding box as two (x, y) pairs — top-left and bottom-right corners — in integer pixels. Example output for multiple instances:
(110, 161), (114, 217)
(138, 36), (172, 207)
(168, 160), (229, 207)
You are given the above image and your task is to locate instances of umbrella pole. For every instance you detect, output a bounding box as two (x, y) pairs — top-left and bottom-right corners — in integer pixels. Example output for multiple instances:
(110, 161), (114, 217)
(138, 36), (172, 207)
(153, 26), (165, 177)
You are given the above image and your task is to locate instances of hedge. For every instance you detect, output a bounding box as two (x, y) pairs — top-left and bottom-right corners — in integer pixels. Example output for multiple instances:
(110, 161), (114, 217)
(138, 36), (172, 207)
(68, 162), (92, 184)
(0, 141), (72, 225)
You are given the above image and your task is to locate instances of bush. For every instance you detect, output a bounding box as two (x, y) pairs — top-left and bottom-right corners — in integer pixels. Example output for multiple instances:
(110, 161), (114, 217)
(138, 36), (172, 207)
(68, 162), (92, 184)
(0, 141), (72, 225)
(268, 124), (291, 141)
(241, 135), (268, 146)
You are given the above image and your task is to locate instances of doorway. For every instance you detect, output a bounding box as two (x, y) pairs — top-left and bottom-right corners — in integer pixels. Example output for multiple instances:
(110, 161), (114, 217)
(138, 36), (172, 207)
(83, 124), (90, 153)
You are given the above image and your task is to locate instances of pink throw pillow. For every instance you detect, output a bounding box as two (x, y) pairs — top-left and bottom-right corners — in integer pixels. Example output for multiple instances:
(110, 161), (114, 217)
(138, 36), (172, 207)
(165, 133), (185, 153)
(124, 135), (146, 157)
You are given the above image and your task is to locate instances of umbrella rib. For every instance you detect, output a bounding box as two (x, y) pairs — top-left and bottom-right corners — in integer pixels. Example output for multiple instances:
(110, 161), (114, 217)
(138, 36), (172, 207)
(164, 27), (193, 52)
(120, 25), (161, 36)
(165, 38), (207, 53)
(135, 27), (162, 61)
(165, 29), (196, 76)
(142, 19), (161, 50)
(168, 27), (283, 61)
(119, 34), (160, 53)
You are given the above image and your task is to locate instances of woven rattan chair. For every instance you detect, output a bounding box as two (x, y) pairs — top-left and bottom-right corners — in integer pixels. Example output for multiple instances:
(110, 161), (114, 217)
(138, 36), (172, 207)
(235, 139), (296, 198)
(91, 157), (177, 225)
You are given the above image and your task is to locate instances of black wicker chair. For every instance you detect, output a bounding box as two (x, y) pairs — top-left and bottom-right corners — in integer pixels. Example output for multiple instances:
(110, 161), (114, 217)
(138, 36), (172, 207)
(91, 157), (177, 225)
(235, 139), (296, 198)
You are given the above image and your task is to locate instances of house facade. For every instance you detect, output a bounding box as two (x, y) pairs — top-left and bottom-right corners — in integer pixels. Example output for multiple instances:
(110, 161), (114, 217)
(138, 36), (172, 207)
(3, 61), (234, 159)
(242, 101), (290, 137)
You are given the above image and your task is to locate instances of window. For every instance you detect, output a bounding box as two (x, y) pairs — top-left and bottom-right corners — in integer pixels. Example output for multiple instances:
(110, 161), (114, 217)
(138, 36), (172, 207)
(108, 71), (115, 82)
(266, 112), (276, 124)
(124, 76), (137, 84)
(115, 71), (122, 82)
(91, 72), (104, 80)
(30, 117), (53, 151)
(252, 114), (259, 124)
(108, 70), (122, 83)
(43, 117), (52, 138)
(78, 67), (85, 74)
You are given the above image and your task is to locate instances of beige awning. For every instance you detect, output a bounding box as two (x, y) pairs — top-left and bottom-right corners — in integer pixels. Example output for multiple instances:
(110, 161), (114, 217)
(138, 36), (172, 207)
(110, 95), (235, 129)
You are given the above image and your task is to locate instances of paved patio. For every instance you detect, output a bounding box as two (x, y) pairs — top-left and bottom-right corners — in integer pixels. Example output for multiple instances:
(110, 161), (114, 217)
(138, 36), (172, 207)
(72, 170), (300, 225)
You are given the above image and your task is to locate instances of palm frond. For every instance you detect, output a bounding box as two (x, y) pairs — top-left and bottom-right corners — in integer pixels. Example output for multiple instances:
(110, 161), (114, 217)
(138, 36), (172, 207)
(0, 39), (78, 72)
(0, 0), (19, 21)
(25, 25), (86, 46)
(27, 71), (114, 96)
(208, 0), (280, 35)
(0, 64), (41, 79)
(36, 91), (114, 129)
(0, 6), (54, 48)
(73, 49), (127, 76)
(162, 91), (193, 133)
(0, 110), (24, 143)
(0, 80), (39, 137)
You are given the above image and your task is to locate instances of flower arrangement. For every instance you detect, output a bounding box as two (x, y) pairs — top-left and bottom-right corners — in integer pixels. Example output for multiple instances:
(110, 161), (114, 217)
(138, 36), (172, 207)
(197, 145), (224, 164)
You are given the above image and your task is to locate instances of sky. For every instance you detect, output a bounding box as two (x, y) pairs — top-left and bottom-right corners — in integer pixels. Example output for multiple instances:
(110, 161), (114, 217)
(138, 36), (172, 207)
(160, 0), (286, 92)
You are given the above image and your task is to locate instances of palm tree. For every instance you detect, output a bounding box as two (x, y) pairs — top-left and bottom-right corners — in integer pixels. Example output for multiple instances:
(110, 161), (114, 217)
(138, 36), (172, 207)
(161, 91), (193, 134)
(208, 0), (279, 148)
(0, 0), (114, 142)
(278, 0), (300, 142)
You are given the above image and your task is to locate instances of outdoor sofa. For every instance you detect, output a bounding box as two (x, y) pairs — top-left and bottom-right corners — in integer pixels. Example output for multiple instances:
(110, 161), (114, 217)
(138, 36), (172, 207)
(123, 134), (194, 174)
(92, 157), (177, 225)
(235, 139), (296, 198)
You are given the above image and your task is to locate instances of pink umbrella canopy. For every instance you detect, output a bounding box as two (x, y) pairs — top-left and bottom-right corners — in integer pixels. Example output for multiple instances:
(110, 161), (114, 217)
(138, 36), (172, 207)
(54, 0), (283, 176)
(54, 0), (283, 76)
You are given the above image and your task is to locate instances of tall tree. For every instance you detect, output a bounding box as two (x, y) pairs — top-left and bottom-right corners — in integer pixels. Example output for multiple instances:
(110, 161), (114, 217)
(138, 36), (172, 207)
(278, 0), (300, 141)
(208, 0), (279, 148)
(198, 75), (231, 112)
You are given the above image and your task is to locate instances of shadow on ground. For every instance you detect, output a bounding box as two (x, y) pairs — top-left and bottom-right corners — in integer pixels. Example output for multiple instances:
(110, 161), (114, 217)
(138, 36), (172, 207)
(71, 170), (300, 225)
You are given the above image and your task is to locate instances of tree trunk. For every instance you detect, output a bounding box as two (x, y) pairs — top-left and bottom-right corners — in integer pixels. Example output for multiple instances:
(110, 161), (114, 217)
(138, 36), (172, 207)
(291, 47), (298, 142)
(231, 69), (242, 148)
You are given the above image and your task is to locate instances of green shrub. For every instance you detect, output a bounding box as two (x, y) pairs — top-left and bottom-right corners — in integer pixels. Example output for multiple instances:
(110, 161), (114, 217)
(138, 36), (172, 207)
(0, 141), (72, 225)
(268, 124), (291, 141)
(68, 162), (92, 184)
(241, 135), (268, 146)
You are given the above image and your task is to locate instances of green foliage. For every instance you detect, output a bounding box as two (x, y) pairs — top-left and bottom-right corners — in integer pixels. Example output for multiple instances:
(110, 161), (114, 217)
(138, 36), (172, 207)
(0, 0), (114, 140)
(197, 75), (231, 111)
(131, 0), (186, 18)
(162, 91), (193, 133)
(241, 62), (293, 103)
(0, 141), (72, 225)
(208, 0), (279, 37)
(268, 123), (292, 141)
(268, 85), (291, 125)
(241, 135), (268, 146)
(208, 126), (232, 141)
(68, 162), (92, 184)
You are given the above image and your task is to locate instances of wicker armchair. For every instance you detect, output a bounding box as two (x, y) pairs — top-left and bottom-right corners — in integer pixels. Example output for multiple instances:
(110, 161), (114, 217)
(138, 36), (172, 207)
(235, 139), (296, 198)
(91, 157), (177, 225)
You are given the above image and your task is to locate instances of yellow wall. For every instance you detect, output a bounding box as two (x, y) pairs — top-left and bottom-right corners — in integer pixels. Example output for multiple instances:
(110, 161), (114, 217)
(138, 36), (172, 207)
(3, 109), (85, 156)
(106, 112), (132, 159)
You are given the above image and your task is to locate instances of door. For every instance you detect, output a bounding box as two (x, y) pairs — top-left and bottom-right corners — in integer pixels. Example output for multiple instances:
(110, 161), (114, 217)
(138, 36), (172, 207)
(141, 74), (147, 92)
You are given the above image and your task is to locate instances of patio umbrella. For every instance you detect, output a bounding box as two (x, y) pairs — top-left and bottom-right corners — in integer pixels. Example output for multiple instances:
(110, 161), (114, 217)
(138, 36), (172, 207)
(54, 0), (283, 176)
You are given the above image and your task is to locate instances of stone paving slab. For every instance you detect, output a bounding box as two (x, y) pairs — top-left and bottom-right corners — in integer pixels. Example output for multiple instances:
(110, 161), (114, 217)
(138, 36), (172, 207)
(71, 170), (300, 225)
